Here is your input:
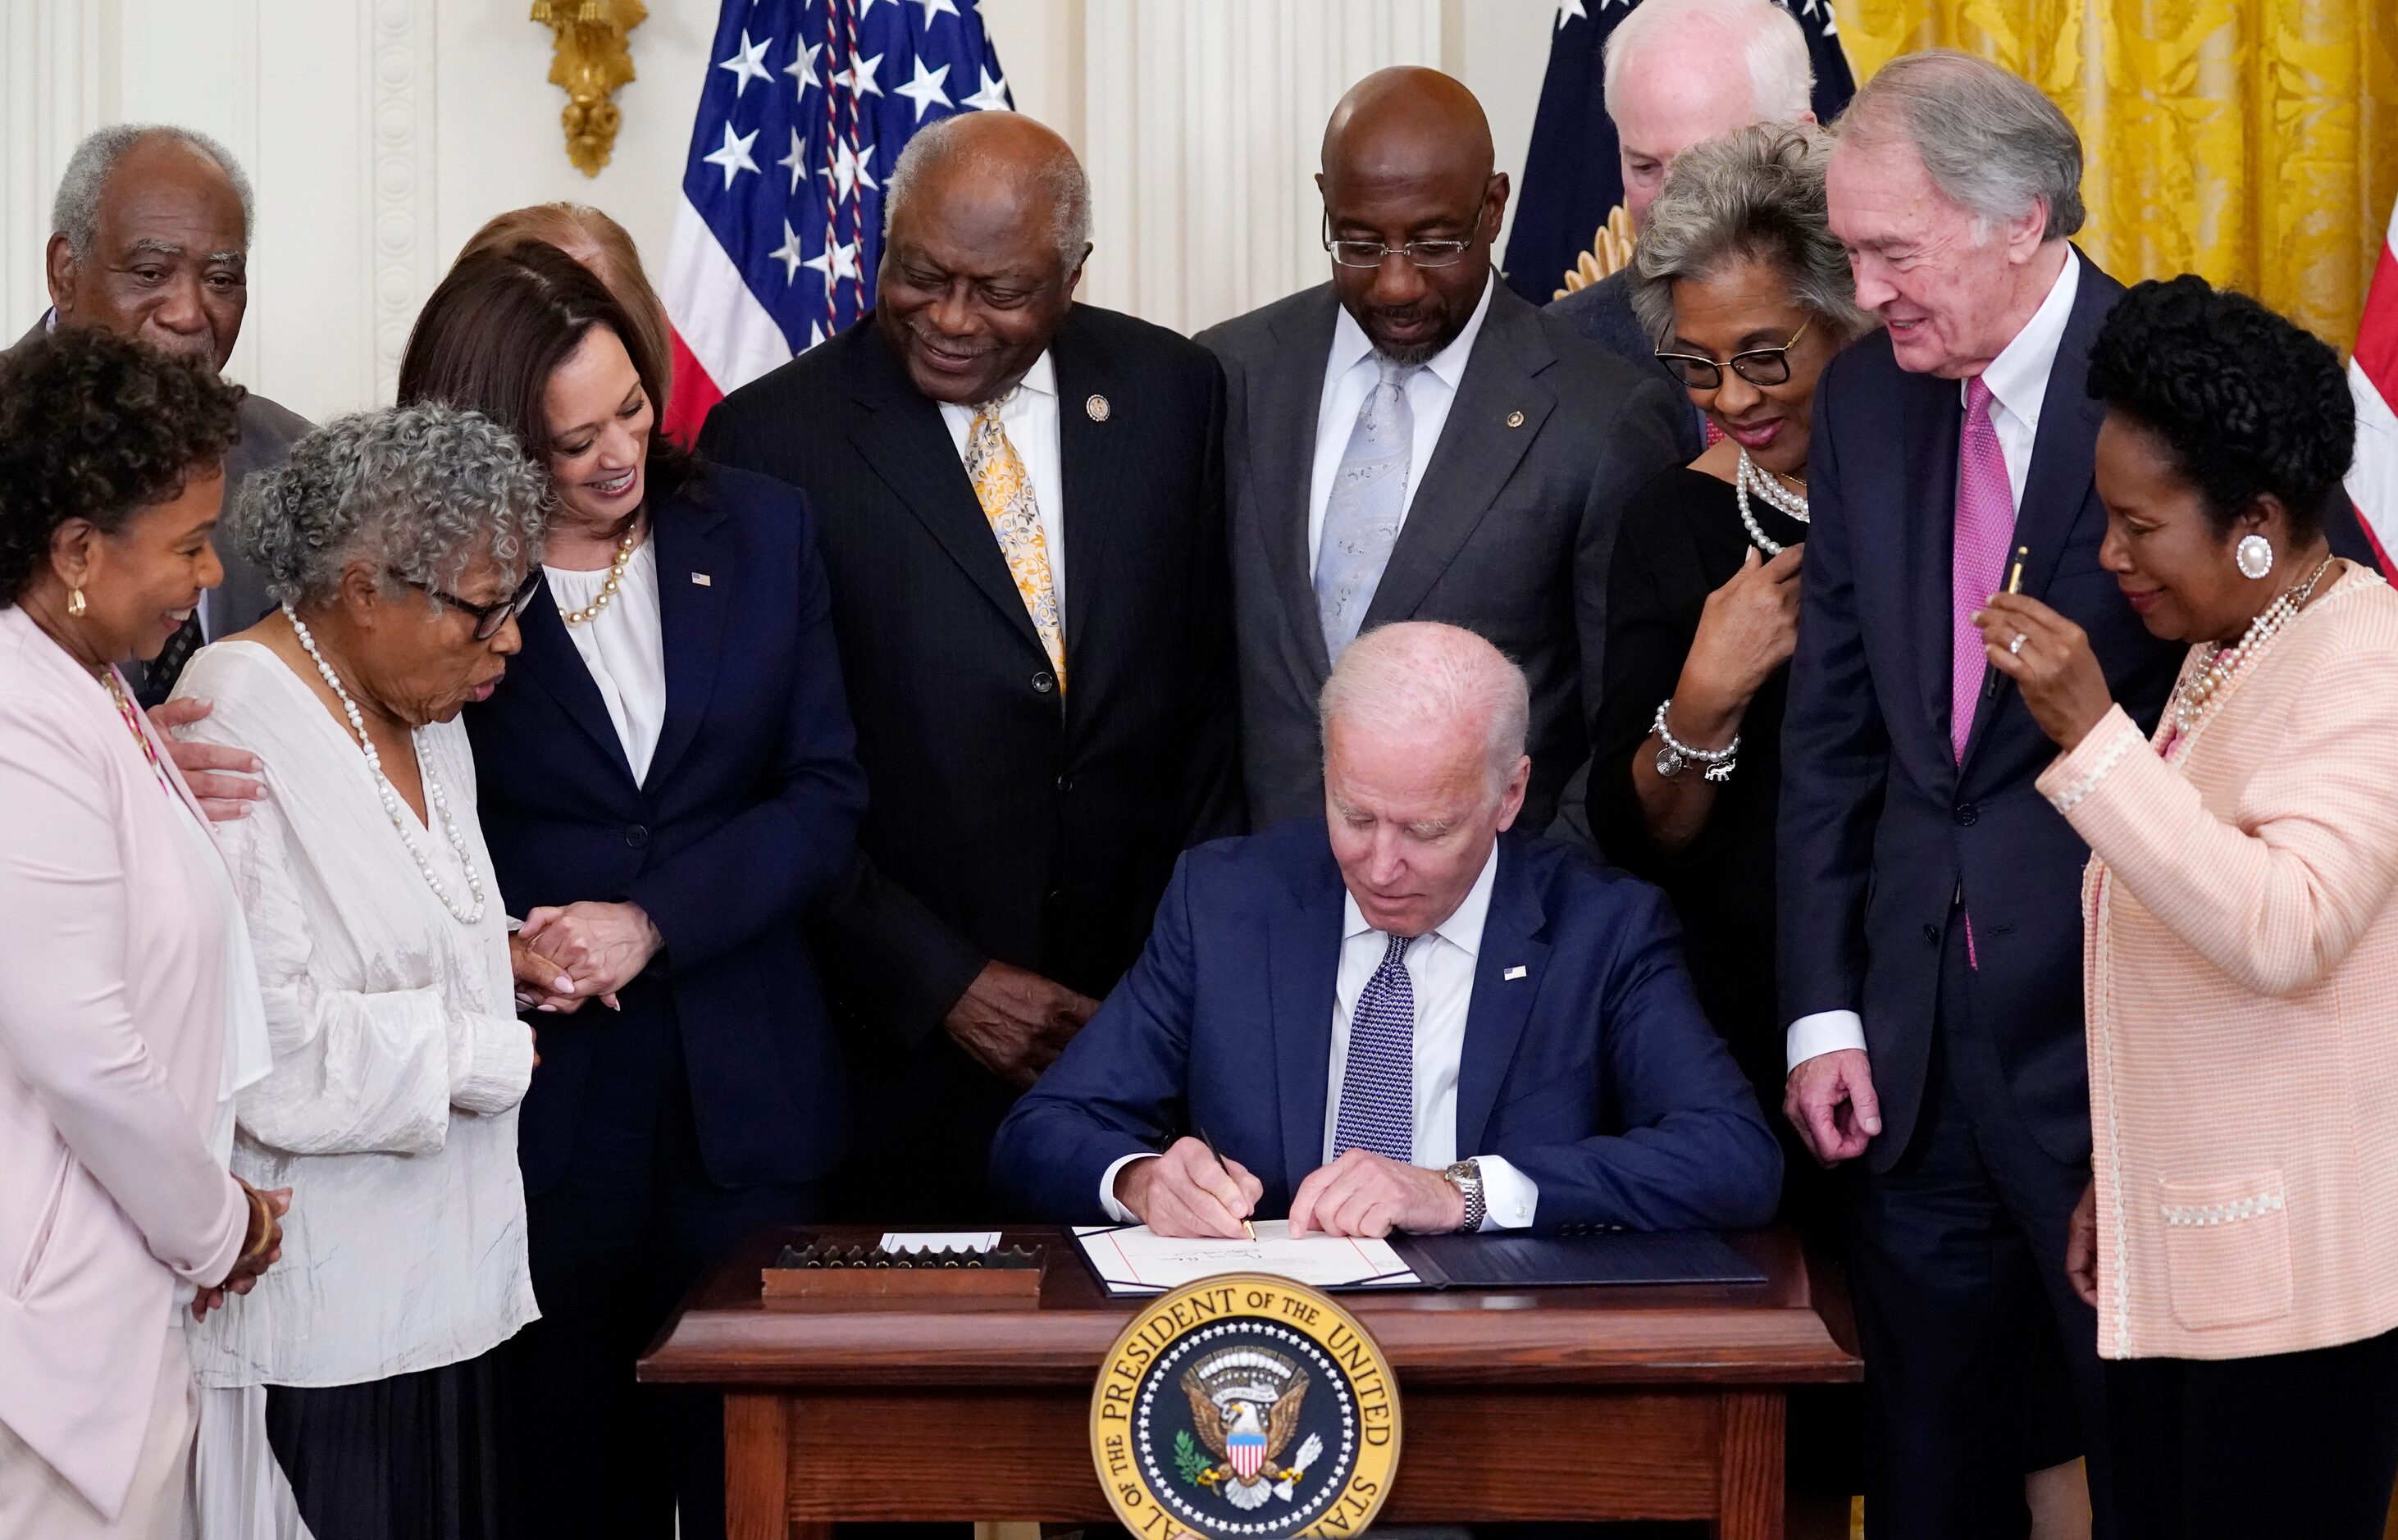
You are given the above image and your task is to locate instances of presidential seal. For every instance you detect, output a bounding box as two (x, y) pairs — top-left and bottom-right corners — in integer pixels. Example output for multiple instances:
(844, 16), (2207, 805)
(1091, 1273), (1400, 1540)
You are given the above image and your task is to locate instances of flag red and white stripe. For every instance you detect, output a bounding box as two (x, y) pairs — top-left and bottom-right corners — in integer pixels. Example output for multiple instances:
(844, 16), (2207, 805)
(2347, 197), (2398, 569)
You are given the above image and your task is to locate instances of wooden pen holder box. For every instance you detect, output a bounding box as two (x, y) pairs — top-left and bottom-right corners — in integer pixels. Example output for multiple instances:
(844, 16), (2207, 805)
(759, 1243), (1049, 1310)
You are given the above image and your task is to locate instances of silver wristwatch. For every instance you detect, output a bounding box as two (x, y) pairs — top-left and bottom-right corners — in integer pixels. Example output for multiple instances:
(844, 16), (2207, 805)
(1442, 1159), (1485, 1232)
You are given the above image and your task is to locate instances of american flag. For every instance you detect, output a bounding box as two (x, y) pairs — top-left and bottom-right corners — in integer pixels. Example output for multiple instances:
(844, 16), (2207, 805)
(2347, 195), (2398, 571)
(662, 0), (1013, 442)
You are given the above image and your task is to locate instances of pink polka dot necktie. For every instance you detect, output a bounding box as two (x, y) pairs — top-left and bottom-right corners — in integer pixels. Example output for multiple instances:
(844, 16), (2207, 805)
(1951, 375), (2014, 763)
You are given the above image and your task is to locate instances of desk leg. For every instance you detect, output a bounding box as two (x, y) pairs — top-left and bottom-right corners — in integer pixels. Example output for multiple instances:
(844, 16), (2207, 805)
(1716, 1390), (1785, 1540)
(727, 1392), (797, 1540)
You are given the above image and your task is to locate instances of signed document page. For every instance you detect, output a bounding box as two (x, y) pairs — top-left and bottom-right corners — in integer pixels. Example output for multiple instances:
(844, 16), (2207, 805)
(1073, 1221), (1423, 1295)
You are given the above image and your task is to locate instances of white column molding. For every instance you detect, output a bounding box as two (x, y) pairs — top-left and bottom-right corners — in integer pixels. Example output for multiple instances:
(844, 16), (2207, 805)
(1079, 0), (1442, 336)
(364, 0), (439, 403)
(1, 0), (113, 336)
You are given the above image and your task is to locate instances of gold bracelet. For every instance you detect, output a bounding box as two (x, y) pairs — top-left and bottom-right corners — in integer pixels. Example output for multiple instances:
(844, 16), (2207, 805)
(234, 1184), (276, 1269)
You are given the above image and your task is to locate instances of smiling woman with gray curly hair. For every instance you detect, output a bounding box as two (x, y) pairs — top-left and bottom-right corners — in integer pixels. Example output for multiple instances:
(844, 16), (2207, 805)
(162, 401), (563, 1540)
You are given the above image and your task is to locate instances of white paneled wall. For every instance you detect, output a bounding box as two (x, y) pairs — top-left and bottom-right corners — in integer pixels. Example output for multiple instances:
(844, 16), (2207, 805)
(0, 0), (1552, 421)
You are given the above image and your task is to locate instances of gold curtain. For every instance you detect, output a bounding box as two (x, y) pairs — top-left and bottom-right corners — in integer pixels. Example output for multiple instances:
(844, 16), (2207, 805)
(1828, 0), (2398, 352)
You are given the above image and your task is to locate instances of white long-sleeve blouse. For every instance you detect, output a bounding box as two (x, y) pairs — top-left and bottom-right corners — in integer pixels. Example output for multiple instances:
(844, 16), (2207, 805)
(173, 640), (537, 1389)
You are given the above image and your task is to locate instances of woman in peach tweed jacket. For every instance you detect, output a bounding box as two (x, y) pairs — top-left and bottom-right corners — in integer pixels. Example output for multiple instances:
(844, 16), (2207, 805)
(1977, 276), (2398, 1539)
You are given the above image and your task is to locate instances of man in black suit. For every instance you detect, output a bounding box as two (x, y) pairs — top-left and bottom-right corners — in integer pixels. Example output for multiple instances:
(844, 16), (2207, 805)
(700, 111), (1240, 1219)
(1199, 67), (1683, 836)
(18, 123), (311, 814)
(1545, 0), (1821, 462)
(1779, 53), (2377, 1538)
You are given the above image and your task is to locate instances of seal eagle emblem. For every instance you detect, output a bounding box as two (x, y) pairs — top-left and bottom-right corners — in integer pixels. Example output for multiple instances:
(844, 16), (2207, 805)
(1091, 1273), (1400, 1540)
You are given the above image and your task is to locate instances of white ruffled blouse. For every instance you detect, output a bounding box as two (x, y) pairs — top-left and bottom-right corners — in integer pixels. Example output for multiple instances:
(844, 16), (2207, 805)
(173, 640), (537, 1389)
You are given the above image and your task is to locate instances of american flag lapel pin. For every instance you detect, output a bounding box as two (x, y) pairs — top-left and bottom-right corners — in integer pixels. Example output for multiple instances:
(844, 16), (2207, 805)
(1503, 964), (1528, 981)
(692, 572), (713, 586)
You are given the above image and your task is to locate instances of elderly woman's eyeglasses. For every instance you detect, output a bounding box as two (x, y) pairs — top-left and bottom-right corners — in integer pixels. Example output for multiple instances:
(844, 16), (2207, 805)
(1653, 319), (1813, 391)
(394, 569), (544, 641)
(1321, 214), (1474, 270)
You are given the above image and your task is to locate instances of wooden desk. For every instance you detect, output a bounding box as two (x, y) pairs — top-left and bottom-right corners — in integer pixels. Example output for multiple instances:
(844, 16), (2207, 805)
(640, 1226), (1861, 1540)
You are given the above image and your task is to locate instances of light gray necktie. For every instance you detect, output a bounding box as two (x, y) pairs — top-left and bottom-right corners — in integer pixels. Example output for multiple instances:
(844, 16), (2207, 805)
(1314, 358), (1418, 660)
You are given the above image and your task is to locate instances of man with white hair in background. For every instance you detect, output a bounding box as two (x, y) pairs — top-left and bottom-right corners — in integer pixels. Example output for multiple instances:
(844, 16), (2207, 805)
(993, 620), (1779, 1240)
(18, 124), (311, 710)
(1549, 0), (1817, 460)
(1778, 51), (2382, 1539)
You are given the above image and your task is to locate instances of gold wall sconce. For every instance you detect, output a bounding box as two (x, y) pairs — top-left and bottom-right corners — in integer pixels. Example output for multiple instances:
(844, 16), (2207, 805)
(531, 0), (648, 177)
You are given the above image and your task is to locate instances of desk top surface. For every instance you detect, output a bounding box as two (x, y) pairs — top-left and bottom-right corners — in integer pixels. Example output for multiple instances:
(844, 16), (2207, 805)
(640, 1226), (1862, 1389)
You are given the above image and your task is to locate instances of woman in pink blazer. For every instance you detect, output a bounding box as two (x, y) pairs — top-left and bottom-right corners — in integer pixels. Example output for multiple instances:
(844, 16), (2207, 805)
(1977, 276), (2398, 1538)
(0, 331), (289, 1534)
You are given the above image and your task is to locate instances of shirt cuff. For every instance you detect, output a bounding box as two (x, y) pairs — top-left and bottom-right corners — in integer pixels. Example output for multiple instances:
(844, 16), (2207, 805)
(451, 1013), (536, 1116)
(1474, 1155), (1538, 1230)
(1100, 1151), (1160, 1224)
(1787, 1009), (1867, 1073)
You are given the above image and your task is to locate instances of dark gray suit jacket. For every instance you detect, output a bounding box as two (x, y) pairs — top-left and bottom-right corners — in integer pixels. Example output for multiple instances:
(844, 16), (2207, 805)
(1197, 280), (1685, 831)
(1546, 271), (1705, 462)
(11, 316), (308, 640)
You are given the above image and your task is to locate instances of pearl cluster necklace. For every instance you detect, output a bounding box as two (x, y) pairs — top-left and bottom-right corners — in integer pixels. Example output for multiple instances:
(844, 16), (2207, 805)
(1734, 449), (1809, 556)
(2170, 555), (2336, 736)
(558, 522), (640, 627)
(285, 605), (487, 926)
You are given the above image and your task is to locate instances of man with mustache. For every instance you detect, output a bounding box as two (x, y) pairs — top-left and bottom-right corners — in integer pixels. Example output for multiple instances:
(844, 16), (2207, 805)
(701, 111), (1240, 1219)
(19, 125), (311, 713)
(1198, 67), (1684, 836)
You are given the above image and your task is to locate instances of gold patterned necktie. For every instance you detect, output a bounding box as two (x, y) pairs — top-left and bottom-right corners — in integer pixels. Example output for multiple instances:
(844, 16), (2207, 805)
(965, 398), (1066, 690)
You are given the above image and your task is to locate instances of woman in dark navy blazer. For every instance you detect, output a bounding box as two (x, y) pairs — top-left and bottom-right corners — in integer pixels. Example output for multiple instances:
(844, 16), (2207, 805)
(399, 243), (864, 1540)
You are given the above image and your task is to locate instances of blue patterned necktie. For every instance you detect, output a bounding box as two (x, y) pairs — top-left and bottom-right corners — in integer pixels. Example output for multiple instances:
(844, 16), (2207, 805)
(1314, 358), (1418, 661)
(1331, 933), (1416, 1164)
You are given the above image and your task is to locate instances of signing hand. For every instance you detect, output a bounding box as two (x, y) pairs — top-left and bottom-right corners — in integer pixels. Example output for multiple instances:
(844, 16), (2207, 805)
(1116, 1137), (1265, 1238)
(519, 901), (663, 1009)
(2065, 1179), (2099, 1309)
(1784, 1047), (1882, 1166)
(509, 931), (584, 1016)
(194, 1179), (291, 1319)
(150, 697), (267, 822)
(1682, 544), (1806, 710)
(1974, 594), (2116, 751)
(942, 960), (1099, 1089)
(1288, 1150), (1464, 1238)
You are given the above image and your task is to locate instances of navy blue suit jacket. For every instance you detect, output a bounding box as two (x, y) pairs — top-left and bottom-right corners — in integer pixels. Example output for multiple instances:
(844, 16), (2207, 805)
(467, 463), (867, 1194)
(992, 820), (1780, 1231)
(1778, 252), (2383, 1173)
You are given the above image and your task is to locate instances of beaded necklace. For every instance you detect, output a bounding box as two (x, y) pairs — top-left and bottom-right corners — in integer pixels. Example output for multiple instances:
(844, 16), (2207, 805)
(2168, 555), (2337, 738)
(557, 519), (641, 627)
(100, 669), (178, 798)
(285, 606), (487, 926)
(1733, 449), (1809, 556)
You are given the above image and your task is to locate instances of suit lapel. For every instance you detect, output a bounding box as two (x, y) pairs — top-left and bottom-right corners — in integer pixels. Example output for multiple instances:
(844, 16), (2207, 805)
(514, 575), (636, 783)
(1454, 840), (1548, 1156)
(1268, 838), (1347, 1188)
(845, 326), (1048, 661)
(1360, 289), (1552, 629)
(644, 488), (732, 792)
(1052, 312), (1128, 688)
(1256, 291), (1339, 684)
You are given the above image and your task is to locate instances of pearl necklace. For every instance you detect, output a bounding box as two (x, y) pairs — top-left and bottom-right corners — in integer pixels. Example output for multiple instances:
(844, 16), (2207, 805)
(1733, 449), (1810, 556)
(558, 522), (640, 627)
(2170, 556), (2336, 736)
(285, 606), (487, 926)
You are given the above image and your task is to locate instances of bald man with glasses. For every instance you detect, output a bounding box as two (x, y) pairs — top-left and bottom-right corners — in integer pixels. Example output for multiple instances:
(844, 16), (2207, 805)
(1198, 67), (1684, 838)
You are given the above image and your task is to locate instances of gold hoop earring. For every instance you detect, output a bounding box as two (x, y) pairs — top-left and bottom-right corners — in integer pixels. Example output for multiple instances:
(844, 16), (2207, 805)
(66, 587), (87, 618)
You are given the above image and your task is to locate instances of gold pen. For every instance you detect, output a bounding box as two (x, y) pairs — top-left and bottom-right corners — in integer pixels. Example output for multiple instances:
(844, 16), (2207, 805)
(1196, 1125), (1256, 1241)
(2005, 544), (2031, 595)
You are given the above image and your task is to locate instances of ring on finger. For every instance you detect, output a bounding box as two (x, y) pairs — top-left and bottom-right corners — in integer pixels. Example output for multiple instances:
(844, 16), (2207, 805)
(2008, 632), (2029, 656)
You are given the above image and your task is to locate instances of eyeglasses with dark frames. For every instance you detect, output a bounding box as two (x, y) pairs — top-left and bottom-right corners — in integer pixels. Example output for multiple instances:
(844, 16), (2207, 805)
(1653, 318), (1813, 391)
(394, 568), (544, 642)
(1321, 212), (1475, 270)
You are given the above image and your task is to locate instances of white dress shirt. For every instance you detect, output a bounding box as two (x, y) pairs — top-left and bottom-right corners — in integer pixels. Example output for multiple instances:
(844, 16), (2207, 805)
(547, 537), (668, 784)
(1101, 844), (1539, 1230)
(1785, 250), (2083, 1073)
(939, 349), (1066, 608)
(1305, 275), (1498, 574)
(175, 642), (536, 1390)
